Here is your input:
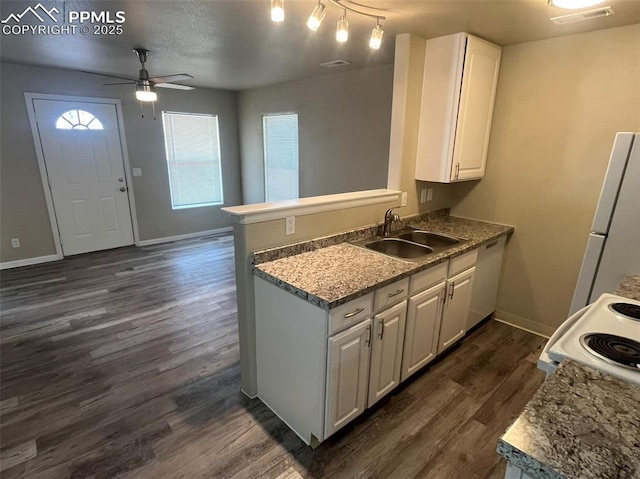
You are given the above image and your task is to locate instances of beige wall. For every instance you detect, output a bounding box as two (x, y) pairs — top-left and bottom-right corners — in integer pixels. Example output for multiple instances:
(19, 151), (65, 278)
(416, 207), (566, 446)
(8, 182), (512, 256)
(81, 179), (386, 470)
(0, 62), (242, 263)
(452, 24), (640, 335)
(238, 65), (393, 204)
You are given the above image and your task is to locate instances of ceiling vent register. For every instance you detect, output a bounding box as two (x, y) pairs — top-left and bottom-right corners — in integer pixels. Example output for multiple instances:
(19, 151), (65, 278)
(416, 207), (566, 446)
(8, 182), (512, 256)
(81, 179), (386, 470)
(550, 6), (615, 24)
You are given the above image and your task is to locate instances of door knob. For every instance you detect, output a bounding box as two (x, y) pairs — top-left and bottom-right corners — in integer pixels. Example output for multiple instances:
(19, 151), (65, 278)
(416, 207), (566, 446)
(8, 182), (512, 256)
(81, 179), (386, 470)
(120, 187), (127, 192)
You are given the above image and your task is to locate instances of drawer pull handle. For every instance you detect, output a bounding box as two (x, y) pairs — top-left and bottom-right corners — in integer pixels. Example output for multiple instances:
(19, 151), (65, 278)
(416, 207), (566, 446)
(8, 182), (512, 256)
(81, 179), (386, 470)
(344, 307), (365, 319)
(378, 318), (384, 339)
(485, 240), (498, 249)
(448, 282), (455, 300)
(388, 288), (405, 298)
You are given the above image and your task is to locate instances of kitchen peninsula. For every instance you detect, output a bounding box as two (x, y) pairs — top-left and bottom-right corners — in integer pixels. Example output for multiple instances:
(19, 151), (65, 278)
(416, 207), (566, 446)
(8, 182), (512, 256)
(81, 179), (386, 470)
(251, 212), (512, 445)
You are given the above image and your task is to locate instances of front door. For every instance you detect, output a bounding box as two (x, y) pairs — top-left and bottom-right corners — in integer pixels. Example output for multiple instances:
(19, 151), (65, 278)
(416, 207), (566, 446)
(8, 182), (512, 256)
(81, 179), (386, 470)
(31, 99), (134, 256)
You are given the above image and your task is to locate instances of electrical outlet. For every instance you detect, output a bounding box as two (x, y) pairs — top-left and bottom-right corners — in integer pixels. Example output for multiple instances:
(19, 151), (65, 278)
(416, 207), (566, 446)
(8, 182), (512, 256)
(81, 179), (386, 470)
(285, 216), (295, 235)
(11, 238), (21, 248)
(401, 192), (408, 207)
(420, 189), (427, 203)
(427, 188), (434, 202)
(132, 168), (142, 177)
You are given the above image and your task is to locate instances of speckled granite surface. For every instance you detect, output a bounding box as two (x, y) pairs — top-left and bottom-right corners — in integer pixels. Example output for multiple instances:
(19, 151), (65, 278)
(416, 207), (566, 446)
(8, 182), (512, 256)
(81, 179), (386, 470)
(615, 275), (640, 301)
(253, 215), (513, 309)
(252, 209), (450, 265)
(497, 360), (640, 479)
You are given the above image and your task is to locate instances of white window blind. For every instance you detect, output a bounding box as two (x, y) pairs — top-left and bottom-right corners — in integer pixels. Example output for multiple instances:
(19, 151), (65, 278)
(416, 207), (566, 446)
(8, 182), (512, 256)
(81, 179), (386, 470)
(162, 112), (224, 209)
(263, 113), (299, 202)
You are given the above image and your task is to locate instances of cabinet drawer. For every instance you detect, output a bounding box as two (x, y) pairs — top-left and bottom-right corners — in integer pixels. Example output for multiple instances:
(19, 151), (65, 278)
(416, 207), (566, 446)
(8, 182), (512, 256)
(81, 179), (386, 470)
(448, 249), (478, 276)
(328, 292), (374, 335)
(409, 262), (448, 295)
(374, 278), (409, 313)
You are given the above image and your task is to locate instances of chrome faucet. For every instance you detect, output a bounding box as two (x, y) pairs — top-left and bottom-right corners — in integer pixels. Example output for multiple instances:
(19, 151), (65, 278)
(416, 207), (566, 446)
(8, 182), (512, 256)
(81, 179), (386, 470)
(382, 208), (400, 236)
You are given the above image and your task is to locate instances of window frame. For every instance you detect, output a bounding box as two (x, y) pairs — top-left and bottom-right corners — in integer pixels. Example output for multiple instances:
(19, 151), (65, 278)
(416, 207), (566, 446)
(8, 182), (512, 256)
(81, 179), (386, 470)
(262, 112), (300, 203)
(161, 111), (225, 210)
(55, 109), (104, 130)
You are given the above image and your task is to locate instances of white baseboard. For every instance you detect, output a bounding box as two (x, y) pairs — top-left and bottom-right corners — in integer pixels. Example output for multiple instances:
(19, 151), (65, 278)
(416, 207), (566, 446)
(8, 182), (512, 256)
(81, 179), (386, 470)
(494, 310), (554, 338)
(0, 254), (61, 270)
(136, 227), (232, 247)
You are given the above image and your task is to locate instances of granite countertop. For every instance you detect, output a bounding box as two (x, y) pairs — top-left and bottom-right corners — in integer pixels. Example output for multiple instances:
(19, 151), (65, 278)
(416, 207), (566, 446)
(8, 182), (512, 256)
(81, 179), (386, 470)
(615, 275), (640, 301)
(253, 215), (513, 309)
(497, 360), (640, 479)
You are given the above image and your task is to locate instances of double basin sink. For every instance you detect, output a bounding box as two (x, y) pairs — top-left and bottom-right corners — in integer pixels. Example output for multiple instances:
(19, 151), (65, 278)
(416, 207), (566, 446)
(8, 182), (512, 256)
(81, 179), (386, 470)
(354, 228), (463, 261)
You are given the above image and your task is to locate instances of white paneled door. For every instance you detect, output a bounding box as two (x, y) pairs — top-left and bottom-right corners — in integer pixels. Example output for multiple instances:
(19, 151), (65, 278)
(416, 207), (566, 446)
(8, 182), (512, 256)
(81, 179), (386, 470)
(32, 99), (134, 256)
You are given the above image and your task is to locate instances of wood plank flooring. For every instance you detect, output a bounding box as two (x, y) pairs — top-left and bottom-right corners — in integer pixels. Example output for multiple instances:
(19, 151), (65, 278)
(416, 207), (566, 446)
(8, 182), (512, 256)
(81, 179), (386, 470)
(0, 234), (546, 478)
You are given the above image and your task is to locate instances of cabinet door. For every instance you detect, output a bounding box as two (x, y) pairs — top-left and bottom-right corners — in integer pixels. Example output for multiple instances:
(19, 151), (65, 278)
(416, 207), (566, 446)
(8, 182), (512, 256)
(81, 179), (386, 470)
(402, 281), (446, 382)
(451, 35), (501, 181)
(368, 301), (407, 407)
(325, 318), (372, 438)
(438, 267), (475, 354)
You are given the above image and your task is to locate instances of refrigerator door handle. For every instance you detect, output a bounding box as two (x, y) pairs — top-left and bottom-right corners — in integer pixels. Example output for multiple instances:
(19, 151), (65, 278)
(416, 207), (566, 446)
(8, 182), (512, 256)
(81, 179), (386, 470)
(569, 233), (606, 315)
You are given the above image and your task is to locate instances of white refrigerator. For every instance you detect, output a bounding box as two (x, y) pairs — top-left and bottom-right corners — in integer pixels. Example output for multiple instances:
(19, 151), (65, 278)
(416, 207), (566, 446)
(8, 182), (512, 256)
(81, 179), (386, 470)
(569, 132), (640, 314)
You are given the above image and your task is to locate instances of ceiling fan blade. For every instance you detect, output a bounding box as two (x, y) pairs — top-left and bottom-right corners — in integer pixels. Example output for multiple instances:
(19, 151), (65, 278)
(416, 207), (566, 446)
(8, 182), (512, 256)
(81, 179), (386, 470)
(149, 74), (193, 83)
(156, 83), (196, 91)
(104, 81), (137, 86)
(82, 70), (137, 82)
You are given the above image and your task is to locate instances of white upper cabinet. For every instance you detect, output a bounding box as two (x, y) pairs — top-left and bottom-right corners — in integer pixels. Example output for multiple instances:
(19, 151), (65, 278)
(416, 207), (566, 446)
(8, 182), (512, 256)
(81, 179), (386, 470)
(415, 33), (502, 183)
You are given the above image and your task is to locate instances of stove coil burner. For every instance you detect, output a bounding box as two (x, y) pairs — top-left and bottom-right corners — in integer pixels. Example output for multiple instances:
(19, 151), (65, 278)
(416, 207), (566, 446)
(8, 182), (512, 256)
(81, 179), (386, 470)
(580, 333), (640, 371)
(609, 302), (640, 321)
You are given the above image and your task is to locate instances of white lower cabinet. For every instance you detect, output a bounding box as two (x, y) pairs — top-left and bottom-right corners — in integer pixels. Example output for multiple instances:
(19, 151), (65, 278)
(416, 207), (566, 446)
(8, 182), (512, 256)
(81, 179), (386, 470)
(325, 318), (372, 437)
(438, 266), (475, 354)
(255, 243), (498, 445)
(402, 281), (446, 381)
(368, 300), (407, 407)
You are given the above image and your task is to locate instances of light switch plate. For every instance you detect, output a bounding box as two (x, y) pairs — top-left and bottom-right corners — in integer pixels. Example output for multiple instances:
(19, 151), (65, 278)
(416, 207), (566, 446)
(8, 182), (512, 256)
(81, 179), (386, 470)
(427, 188), (434, 202)
(401, 192), (408, 207)
(420, 189), (427, 203)
(132, 168), (142, 177)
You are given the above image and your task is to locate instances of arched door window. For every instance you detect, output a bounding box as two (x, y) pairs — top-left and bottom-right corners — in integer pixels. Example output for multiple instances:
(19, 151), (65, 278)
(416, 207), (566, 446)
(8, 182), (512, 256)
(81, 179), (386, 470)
(55, 109), (104, 130)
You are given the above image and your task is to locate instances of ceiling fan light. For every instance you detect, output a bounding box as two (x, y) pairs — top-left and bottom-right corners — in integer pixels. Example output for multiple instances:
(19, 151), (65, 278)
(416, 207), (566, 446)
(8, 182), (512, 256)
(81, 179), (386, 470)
(336, 15), (349, 43)
(307, 2), (326, 31)
(271, 0), (284, 22)
(136, 83), (157, 102)
(369, 23), (384, 49)
(548, 0), (605, 8)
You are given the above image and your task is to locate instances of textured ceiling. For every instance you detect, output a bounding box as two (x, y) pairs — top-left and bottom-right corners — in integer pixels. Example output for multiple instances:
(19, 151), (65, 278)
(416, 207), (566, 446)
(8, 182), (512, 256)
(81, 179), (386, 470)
(1, 0), (639, 90)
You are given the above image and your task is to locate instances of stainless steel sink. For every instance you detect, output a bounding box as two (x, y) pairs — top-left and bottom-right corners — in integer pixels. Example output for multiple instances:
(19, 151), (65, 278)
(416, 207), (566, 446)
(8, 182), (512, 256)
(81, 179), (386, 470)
(364, 238), (433, 259)
(395, 230), (460, 249)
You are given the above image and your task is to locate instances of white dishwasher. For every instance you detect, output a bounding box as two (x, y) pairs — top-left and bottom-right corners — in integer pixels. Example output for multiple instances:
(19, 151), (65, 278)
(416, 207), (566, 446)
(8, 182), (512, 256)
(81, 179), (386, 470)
(466, 236), (506, 330)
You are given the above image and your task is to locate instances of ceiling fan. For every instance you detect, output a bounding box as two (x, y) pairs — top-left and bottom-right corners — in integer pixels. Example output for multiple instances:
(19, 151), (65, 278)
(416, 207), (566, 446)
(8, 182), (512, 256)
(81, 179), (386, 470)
(100, 48), (195, 102)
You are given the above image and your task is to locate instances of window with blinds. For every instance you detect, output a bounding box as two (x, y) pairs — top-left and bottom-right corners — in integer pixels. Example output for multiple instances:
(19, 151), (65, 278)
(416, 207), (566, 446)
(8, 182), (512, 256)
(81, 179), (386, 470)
(263, 113), (299, 202)
(162, 112), (224, 209)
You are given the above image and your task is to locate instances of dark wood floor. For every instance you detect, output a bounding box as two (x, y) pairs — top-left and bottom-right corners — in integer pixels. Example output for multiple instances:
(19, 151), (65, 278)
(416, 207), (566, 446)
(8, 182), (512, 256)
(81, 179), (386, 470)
(0, 234), (546, 478)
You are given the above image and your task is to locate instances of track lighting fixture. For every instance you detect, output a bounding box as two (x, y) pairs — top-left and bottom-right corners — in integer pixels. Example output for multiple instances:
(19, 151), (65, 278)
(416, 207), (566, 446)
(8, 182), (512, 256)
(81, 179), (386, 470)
(271, 0), (285, 22)
(336, 10), (348, 43)
(271, 0), (385, 50)
(307, 1), (326, 31)
(369, 21), (384, 50)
